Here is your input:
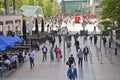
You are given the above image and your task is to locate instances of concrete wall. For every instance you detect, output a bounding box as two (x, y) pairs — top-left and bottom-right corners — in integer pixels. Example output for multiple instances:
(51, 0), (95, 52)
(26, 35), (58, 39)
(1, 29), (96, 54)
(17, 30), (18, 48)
(0, 15), (22, 36)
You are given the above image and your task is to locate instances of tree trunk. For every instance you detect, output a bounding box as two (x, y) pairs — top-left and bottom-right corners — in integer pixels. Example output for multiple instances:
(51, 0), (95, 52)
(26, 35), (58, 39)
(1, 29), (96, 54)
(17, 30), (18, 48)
(4, 0), (9, 15)
(13, 0), (17, 14)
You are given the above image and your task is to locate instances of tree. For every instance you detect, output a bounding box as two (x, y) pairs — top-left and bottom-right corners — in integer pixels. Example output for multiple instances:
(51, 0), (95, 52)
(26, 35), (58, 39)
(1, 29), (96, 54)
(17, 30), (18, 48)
(52, 0), (59, 17)
(101, 0), (120, 40)
(101, 0), (120, 25)
(1, 0), (59, 18)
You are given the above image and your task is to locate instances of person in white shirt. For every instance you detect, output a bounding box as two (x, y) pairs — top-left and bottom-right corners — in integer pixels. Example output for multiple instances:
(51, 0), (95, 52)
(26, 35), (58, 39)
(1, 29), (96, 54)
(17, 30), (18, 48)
(29, 50), (35, 69)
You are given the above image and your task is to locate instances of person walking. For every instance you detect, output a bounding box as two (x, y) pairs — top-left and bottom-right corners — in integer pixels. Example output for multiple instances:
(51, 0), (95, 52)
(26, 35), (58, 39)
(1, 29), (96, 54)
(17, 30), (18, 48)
(50, 47), (54, 61)
(77, 48), (84, 67)
(67, 54), (76, 67)
(42, 45), (48, 61)
(29, 50), (35, 69)
(94, 35), (98, 45)
(54, 46), (62, 61)
(67, 64), (77, 80)
(66, 39), (71, 53)
(58, 35), (62, 46)
(89, 33), (93, 43)
(74, 40), (79, 52)
(83, 45), (89, 62)
(51, 35), (55, 47)
(102, 36), (107, 47)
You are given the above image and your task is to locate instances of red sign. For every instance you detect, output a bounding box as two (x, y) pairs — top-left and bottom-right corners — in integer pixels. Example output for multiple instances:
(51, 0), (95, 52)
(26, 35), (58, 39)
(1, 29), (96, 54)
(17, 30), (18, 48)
(74, 16), (80, 23)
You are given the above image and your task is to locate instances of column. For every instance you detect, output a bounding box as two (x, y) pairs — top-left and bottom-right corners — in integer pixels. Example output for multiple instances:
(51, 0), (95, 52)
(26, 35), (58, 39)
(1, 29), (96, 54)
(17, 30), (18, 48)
(13, 20), (16, 35)
(3, 21), (6, 36)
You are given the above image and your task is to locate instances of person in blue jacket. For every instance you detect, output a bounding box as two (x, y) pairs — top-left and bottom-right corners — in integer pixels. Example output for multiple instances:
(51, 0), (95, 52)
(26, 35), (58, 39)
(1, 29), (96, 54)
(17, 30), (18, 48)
(67, 64), (77, 80)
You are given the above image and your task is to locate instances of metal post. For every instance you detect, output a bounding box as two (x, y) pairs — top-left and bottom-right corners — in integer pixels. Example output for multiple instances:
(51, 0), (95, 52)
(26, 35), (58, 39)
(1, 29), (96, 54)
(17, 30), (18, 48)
(108, 50), (111, 60)
(100, 52), (103, 64)
(64, 35), (65, 62)
(100, 30), (102, 51)
(105, 47), (107, 57)
(110, 53), (113, 64)
(115, 47), (117, 55)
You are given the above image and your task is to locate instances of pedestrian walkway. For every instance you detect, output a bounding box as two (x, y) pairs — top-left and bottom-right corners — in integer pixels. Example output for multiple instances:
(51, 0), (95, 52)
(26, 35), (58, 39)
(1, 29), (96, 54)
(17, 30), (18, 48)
(1, 34), (120, 80)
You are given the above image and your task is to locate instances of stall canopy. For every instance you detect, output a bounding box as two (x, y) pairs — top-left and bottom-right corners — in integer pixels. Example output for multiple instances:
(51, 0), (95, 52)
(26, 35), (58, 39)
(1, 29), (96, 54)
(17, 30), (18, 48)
(0, 45), (7, 52)
(0, 36), (24, 52)
(20, 5), (44, 17)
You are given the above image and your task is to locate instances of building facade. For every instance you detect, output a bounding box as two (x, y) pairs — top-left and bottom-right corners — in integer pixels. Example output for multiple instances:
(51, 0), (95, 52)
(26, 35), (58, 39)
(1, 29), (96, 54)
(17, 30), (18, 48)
(61, 0), (90, 16)
(90, 0), (102, 14)
(0, 0), (22, 36)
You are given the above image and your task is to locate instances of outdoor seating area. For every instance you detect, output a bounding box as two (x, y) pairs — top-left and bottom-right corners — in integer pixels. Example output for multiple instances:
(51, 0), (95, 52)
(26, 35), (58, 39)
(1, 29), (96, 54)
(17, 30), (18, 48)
(0, 36), (24, 76)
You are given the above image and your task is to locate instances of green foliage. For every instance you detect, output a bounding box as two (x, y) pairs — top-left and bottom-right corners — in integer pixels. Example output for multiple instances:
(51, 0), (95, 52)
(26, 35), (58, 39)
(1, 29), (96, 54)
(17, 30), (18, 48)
(0, 0), (59, 18)
(99, 20), (111, 29)
(101, 0), (120, 22)
(102, 29), (110, 36)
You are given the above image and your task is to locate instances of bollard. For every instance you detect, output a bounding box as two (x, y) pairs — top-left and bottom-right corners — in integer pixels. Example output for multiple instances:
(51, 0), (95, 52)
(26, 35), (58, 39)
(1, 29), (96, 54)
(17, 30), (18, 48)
(105, 47), (107, 57)
(89, 50), (93, 64)
(108, 50), (111, 60)
(110, 53), (113, 64)
(100, 53), (103, 64)
(97, 51), (100, 60)
(115, 47), (117, 55)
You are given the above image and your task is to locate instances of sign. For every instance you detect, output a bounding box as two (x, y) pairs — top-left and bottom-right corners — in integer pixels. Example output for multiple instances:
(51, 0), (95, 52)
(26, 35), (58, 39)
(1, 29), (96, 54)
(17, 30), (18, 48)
(60, 27), (68, 35)
(26, 22), (34, 35)
(26, 22), (34, 32)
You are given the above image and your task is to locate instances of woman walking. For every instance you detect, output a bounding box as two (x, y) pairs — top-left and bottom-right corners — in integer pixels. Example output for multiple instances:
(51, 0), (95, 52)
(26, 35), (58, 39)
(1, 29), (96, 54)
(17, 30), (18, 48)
(50, 47), (54, 61)
(54, 45), (62, 61)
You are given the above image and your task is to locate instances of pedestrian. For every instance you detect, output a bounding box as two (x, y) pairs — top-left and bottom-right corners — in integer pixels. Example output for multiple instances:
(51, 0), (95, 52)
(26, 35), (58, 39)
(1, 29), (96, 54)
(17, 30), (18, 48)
(74, 40), (79, 52)
(94, 26), (96, 33)
(83, 45), (89, 62)
(77, 48), (84, 67)
(58, 35), (62, 46)
(10, 54), (17, 69)
(67, 54), (76, 67)
(50, 47), (54, 61)
(67, 64), (77, 80)
(52, 35), (55, 47)
(54, 46), (62, 61)
(89, 36), (92, 42)
(29, 50), (35, 69)
(47, 24), (49, 32)
(42, 45), (48, 61)
(22, 50), (26, 63)
(94, 35), (98, 45)
(54, 45), (58, 58)
(66, 39), (71, 53)
(102, 36), (107, 47)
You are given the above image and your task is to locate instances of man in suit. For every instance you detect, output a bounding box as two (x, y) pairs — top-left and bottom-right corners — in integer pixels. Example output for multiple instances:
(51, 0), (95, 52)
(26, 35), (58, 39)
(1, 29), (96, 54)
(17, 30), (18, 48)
(67, 64), (77, 80)
(83, 45), (89, 62)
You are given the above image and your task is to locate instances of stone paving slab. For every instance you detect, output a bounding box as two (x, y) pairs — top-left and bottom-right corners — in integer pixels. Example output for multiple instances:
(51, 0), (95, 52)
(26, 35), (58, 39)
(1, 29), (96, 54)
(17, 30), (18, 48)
(1, 35), (120, 80)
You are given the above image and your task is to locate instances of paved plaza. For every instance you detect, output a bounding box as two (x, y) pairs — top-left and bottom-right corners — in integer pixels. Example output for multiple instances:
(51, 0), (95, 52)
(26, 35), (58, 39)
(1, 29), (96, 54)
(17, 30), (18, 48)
(1, 23), (120, 80)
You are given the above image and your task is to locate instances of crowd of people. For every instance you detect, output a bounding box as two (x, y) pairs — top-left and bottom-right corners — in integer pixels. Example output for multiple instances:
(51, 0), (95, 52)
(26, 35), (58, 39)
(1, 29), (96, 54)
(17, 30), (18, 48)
(0, 50), (27, 71)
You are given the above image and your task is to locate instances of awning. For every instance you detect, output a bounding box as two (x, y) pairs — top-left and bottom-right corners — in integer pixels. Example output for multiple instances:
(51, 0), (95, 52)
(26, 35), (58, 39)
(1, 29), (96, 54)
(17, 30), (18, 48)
(20, 5), (44, 17)
(0, 36), (24, 53)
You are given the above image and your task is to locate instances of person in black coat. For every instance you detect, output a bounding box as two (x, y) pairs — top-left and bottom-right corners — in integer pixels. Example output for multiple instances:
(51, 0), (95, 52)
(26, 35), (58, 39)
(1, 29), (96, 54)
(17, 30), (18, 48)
(75, 40), (79, 52)
(67, 54), (76, 67)
(94, 35), (98, 45)
(83, 45), (89, 62)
